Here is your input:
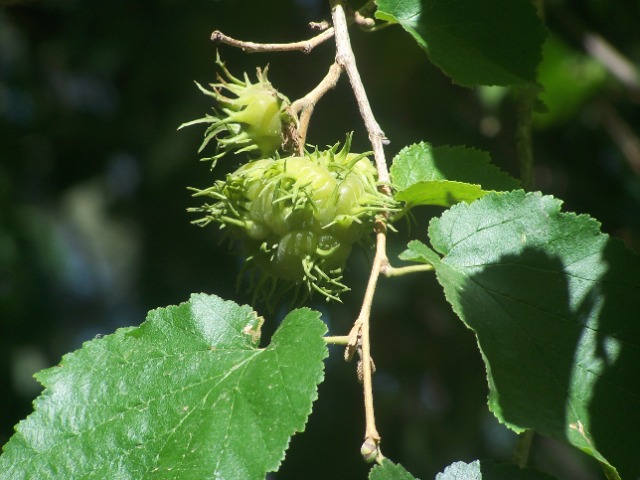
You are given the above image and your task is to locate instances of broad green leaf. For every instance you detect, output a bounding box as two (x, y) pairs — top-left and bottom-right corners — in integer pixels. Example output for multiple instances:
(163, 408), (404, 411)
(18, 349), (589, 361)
(0, 294), (328, 479)
(401, 191), (640, 480)
(370, 459), (420, 480)
(436, 460), (557, 479)
(375, 0), (547, 86)
(390, 143), (519, 208)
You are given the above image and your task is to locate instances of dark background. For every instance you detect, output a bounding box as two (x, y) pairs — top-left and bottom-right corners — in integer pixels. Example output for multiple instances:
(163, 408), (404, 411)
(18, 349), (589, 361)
(1, 0), (639, 478)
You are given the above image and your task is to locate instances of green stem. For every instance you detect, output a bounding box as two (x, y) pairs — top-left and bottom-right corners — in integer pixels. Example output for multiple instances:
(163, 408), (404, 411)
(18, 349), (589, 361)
(383, 264), (434, 277)
(514, 85), (536, 191)
(514, 0), (544, 191)
(512, 430), (535, 468)
(324, 335), (350, 345)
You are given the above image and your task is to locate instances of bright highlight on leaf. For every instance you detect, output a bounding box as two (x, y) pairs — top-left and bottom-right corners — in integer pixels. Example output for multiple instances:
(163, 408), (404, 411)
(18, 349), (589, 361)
(400, 191), (640, 480)
(0, 294), (328, 480)
(375, 0), (547, 86)
(436, 460), (557, 479)
(390, 142), (519, 209)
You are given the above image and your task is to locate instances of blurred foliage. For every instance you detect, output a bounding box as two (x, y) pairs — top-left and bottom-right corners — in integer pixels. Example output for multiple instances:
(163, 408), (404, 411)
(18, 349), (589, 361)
(1, 0), (639, 479)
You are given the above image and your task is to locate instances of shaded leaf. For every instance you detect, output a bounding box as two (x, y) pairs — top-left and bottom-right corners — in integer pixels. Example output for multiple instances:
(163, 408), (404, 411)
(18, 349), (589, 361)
(370, 459), (420, 480)
(375, 0), (547, 86)
(0, 294), (328, 479)
(402, 191), (640, 479)
(390, 143), (519, 208)
(436, 460), (557, 479)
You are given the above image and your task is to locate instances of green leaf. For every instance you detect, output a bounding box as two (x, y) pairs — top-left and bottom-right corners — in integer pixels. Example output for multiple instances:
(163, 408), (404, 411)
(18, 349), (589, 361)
(375, 0), (547, 86)
(399, 239), (440, 266)
(390, 143), (519, 208)
(0, 294), (328, 479)
(370, 459), (420, 480)
(403, 191), (640, 479)
(395, 180), (487, 208)
(436, 460), (557, 479)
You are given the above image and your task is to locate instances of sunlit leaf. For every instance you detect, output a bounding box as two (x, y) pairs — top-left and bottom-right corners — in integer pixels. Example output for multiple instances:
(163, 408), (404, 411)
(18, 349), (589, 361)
(0, 294), (328, 479)
(390, 143), (519, 208)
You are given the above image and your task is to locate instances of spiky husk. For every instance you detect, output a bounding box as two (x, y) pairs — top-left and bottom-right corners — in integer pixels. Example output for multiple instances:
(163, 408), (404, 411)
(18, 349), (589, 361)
(191, 137), (396, 306)
(179, 53), (293, 167)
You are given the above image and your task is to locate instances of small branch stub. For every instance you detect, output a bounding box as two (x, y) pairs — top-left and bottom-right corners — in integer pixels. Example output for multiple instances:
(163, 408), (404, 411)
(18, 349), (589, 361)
(290, 62), (343, 151)
(331, 0), (391, 185)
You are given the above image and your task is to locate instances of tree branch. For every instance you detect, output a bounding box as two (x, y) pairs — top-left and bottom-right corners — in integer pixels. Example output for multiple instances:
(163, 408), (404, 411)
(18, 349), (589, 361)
(211, 28), (334, 54)
(331, 0), (392, 463)
(290, 63), (343, 152)
(331, 0), (391, 188)
(345, 226), (388, 462)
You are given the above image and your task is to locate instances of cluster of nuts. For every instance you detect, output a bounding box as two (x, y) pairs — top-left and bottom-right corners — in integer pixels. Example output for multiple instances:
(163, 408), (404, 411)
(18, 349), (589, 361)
(183, 57), (393, 303)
